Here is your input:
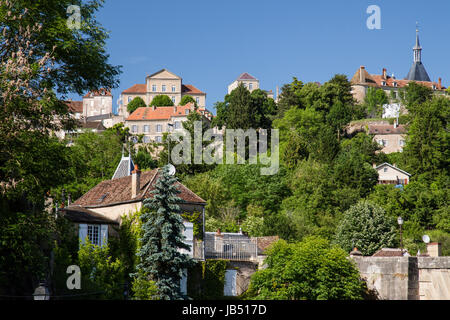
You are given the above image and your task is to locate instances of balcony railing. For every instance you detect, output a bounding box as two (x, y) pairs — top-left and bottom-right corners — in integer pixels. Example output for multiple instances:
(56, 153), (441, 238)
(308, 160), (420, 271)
(193, 238), (258, 262)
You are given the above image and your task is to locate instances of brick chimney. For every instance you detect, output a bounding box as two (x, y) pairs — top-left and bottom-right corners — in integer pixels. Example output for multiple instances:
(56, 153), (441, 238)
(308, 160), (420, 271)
(359, 66), (366, 83)
(438, 78), (442, 90)
(427, 242), (442, 257)
(382, 68), (387, 80)
(131, 164), (141, 199)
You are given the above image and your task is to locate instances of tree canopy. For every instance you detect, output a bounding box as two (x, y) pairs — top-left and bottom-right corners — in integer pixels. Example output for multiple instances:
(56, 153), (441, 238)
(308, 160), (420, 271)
(150, 95), (174, 107)
(127, 96), (147, 114)
(247, 237), (367, 300)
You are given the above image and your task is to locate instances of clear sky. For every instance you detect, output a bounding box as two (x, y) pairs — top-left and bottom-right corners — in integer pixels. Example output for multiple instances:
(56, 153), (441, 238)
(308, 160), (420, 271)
(73, 0), (450, 114)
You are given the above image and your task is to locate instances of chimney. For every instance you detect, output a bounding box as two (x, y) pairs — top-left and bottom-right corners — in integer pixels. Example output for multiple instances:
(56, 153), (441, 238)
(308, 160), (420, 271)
(427, 242), (442, 257)
(438, 78), (442, 90)
(131, 164), (141, 199)
(382, 68), (387, 80)
(359, 66), (366, 83)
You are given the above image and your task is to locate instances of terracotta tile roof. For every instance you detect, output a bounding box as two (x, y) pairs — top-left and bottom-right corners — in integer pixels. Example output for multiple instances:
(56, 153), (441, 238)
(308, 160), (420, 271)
(237, 72), (257, 80)
(65, 100), (83, 113)
(61, 206), (119, 224)
(126, 103), (197, 121)
(372, 248), (404, 257)
(182, 84), (205, 95)
(73, 169), (206, 208)
(351, 67), (446, 90)
(255, 236), (279, 254)
(368, 124), (406, 135)
(83, 88), (112, 98)
(122, 84), (146, 94)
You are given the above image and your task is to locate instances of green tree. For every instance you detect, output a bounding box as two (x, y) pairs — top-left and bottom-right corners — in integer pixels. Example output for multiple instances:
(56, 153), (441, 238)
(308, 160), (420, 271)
(78, 240), (125, 299)
(364, 87), (388, 118)
(246, 237), (367, 300)
(402, 97), (449, 180)
(213, 84), (274, 129)
(179, 95), (197, 107)
(127, 96), (147, 114)
(400, 82), (433, 108)
(150, 95), (174, 107)
(135, 166), (194, 300)
(332, 133), (380, 197)
(275, 77), (304, 118)
(334, 200), (397, 256)
(0, 0), (120, 295)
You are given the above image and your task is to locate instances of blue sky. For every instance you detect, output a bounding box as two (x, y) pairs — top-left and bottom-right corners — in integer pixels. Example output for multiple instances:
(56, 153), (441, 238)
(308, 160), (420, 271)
(74, 0), (450, 114)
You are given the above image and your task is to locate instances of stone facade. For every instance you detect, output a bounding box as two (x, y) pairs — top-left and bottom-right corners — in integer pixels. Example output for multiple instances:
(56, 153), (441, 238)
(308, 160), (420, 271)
(118, 69), (207, 118)
(351, 256), (450, 300)
(82, 89), (113, 118)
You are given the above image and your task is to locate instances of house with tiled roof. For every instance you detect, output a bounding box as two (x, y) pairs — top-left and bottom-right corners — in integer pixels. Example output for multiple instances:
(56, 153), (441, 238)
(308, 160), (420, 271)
(118, 69), (207, 118)
(63, 163), (206, 256)
(351, 28), (447, 104)
(227, 72), (274, 99)
(124, 102), (211, 143)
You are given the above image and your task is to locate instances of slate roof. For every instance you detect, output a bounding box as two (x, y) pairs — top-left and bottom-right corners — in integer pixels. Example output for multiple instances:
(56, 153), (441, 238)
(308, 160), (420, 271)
(79, 121), (106, 131)
(61, 206), (119, 225)
(112, 154), (134, 180)
(73, 168), (206, 208)
(406, 62), (431, 82)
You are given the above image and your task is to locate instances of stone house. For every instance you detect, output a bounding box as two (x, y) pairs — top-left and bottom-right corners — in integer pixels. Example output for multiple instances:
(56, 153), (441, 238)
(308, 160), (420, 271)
(118, 69), (207, 119)
(124, 102), (211, 143)
(350, 29), (447, 105)
(82, 88), (113, 118)
(369, 123), (406, 153)
(227, 72), (274, 99)
(62, 158), (206, 257)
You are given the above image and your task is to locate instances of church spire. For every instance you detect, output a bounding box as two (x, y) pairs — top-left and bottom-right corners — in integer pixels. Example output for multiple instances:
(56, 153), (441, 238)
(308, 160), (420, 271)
(413, 23), (422, 63)
(405, 23), (431, 82)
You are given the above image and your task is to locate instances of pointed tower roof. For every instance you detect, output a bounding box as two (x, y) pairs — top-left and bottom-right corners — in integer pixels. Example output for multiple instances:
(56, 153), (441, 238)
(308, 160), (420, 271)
(112, 148), (135, 180)
(405, 25), (431, 82)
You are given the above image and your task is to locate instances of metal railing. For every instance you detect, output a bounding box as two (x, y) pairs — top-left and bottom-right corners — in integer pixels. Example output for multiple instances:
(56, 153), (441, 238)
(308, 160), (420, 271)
(194, 238), (258, 261)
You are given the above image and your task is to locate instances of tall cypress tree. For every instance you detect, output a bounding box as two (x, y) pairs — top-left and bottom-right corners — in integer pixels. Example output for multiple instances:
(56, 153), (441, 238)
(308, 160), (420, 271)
(136, 165), (193, 300)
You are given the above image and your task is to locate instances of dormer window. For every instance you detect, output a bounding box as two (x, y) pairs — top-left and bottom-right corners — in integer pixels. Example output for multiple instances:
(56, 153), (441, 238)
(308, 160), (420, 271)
(381, 81), (386, 86)
(393, 82), (398, 87)
(432, 85), (436, 90)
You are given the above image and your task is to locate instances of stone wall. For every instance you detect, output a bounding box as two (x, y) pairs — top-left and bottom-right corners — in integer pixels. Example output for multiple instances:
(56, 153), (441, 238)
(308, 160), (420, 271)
(351, 256), (450, 300)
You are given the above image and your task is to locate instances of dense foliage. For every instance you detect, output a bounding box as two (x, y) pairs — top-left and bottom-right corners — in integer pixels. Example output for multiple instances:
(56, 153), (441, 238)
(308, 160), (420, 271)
(246, 237), (367, 300)
(150, 94), (174, 107)
(127, 96), (147, 114)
